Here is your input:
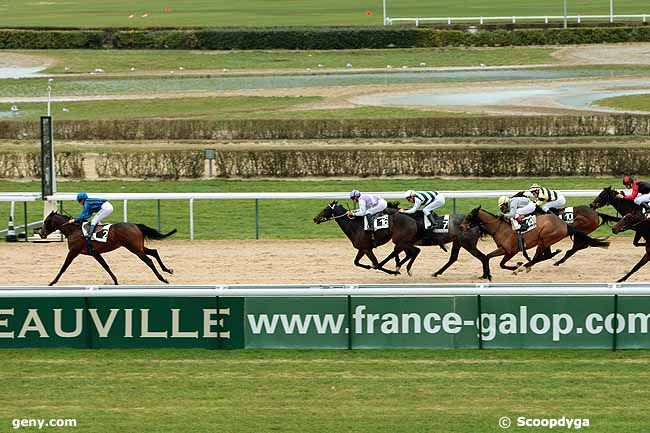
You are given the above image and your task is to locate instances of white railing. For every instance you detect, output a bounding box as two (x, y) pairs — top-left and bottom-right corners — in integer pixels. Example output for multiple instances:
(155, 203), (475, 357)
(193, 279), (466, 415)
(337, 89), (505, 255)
(1, 189), (612, 240)
(0, 283), (647, 297)
(386, 14), (649, 26)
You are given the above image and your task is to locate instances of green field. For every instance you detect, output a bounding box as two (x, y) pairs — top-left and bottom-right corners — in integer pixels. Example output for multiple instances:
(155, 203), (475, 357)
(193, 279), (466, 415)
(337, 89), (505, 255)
(0, 178), (623, 240)
(595, 93), (650, 112)
(0, 348), (647, 433)
(8, 48), (557, 74)
(0, 0), (647, 27)
(0, 96), (465, 121)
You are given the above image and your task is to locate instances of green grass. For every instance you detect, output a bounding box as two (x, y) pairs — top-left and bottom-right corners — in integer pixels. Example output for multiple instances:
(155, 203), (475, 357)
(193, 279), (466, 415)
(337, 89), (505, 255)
(0, 97), (464, 121)
(1, 0), (647, 27)
(0, 178), (623, 241)
(594, 93), (650, 112)
(10, 48), (557, 74)
(0, 349), (648, 432)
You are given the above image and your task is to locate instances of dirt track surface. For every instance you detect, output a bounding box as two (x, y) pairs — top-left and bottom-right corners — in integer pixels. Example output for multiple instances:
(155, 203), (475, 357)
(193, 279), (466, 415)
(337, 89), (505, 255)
(0, 238), (646, 286)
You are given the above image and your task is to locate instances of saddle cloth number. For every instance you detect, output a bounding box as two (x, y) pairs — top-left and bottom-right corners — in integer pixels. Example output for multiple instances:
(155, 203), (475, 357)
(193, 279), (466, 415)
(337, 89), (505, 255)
(373, 215), (389, 231)
(512, 215), (536, 233)
(432, 215), (450, 233)
(561, 207), (574, 223)
(82, 223), (112, 242)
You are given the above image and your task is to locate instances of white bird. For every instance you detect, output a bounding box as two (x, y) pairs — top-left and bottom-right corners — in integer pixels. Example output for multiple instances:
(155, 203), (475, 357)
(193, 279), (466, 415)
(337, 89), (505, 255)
(64, 67), (70, 72)
(94, 68), (104, 73)
(317, 64), (324, 68)
(48, 78), (54, 82)
(169, 70), (174, 74)
(130, 67), (136, 71)
(308, 54), (312, 57)
(386, 65), (392, 69)
(402, 65), (408, 69)
(419, 62), (426, 67)
(62, 108), (70, 112)
(306, 68), (311, 72)
(222, 68), (229, 72)
(346, 63), (352, 68)
(128, 14), (135, 19)
(179, 66), (184, 70)
(10, 105), (19, 112)
(480, 63), (486, 68)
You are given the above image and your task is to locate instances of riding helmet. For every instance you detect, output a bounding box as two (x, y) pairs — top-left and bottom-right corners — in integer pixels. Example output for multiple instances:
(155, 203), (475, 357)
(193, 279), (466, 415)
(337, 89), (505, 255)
(623, 176), (633, 185)
(497, 196), (510, 207)
(76, 192), (88, 202)
(349, 190), (361, 199)
(404, 189), (416, 199)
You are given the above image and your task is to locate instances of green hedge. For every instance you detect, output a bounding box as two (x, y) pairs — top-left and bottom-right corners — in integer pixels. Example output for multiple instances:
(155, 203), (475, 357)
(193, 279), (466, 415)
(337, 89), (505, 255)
(3, 26), (650, 49)
(0, 29), (104, 49)
(2, 115), (650, 140)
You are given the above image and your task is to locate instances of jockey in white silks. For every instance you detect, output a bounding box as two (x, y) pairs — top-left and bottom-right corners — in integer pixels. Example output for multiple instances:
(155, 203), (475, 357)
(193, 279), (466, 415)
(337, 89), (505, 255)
(346, 190), (387, 231)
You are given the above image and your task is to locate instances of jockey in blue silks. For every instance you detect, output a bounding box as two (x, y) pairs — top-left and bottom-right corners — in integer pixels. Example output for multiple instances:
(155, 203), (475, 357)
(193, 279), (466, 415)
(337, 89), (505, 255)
(68, 192), (113, 253)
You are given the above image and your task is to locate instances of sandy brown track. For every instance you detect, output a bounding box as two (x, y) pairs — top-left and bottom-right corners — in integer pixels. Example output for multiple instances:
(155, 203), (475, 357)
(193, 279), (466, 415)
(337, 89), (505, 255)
(0, 237), (646, 286)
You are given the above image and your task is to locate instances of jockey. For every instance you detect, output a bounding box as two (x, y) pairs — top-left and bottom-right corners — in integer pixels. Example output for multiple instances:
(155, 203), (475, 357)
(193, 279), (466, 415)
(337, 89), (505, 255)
(68, 192), (114, 253)
(498, 195), (535, 231)
(346, 190), (387, 231)
(400, 189), (445, 230)
(618, 176), (650, 216)
(527, 183), (566, 213)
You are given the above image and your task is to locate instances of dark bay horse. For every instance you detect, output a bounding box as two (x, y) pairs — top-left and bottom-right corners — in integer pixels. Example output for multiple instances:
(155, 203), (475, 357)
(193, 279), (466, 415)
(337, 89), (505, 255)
(461, 206), (609, 273)
(590, 186), (639, 217)
(380, 210), (493, 280)
(534, 205), (619, 266)
(40, 211), (176, 286)
(612, 213), (650, 282)
(313, 201), (420, 275)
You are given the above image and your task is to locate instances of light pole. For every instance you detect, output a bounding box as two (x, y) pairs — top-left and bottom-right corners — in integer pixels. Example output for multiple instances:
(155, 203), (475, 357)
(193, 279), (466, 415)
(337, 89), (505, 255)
(610, 0), (614, 23)
(563, 0), (568, 29)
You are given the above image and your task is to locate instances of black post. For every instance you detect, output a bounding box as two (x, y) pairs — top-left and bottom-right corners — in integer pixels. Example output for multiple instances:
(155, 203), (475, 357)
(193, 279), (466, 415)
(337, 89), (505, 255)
(477, 294), (483, 350)
(40, 116), (54, 198)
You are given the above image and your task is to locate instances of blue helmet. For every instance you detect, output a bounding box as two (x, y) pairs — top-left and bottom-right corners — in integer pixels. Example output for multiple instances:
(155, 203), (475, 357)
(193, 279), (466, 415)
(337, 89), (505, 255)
(349, 189), (361, 199)
(76, 192), (88, 202)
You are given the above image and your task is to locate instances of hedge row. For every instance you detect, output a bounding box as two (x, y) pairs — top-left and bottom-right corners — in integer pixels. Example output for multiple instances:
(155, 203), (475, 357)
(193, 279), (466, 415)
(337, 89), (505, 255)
(2, 147), (650, 179)
(3, 115), (650, 140)
(4, 26), (650, 49)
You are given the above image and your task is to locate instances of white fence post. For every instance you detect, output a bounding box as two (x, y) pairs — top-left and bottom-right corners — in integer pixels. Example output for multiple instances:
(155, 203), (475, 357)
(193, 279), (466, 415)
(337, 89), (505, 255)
(123, 200), (128, 222)
(189, 198), (194, 241)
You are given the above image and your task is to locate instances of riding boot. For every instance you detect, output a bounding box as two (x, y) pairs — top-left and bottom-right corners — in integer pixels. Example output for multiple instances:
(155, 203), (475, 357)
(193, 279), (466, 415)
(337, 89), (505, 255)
(85, 224), (95, 254)
(365, 215), (373, 231)
(517, 232), (527, 258)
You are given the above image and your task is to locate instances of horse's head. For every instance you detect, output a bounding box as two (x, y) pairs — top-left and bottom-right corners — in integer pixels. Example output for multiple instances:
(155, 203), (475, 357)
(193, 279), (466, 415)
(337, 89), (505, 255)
(313, 201), (340, 224)
(460, 206), (481, 232)
(590, 186), (617, 209)
(40, 211), (65, 238)
(612, 212), (644, 234)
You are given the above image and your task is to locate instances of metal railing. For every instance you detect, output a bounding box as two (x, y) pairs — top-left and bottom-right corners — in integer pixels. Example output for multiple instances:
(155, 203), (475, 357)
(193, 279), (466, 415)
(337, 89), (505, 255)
(386, 14), (649, 26)
(1, 189), (611, 241)
(0, 283), (647, 297)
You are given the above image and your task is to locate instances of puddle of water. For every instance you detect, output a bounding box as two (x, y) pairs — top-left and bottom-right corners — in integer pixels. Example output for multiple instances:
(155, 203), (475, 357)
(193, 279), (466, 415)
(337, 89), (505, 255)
(560, 90), (650, 109)
(0, 67), (44, 79)
(378, 88), (555, 106)
(0, 111), (23, 118)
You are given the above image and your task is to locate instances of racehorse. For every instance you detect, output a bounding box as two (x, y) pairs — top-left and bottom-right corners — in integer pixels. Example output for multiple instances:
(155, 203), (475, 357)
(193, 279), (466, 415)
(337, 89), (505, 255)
(460, 206), (609, 273)
(40, 211), (176, 286)
(590, 186), (639, 217)
(313, 201), (420, 275)
(533, 205), (619, 266)
(378, 209), (493, 280)
(612, 212), (650, 282)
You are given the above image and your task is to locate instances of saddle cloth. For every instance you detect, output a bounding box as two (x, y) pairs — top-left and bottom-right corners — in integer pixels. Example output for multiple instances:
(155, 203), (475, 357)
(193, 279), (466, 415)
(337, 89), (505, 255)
(372, 215), (389, 231)
(559, 207), (574, 224)
(82, 223), (112, 242)
(431, 215), (450, 233)
(511, 215), (536, 234)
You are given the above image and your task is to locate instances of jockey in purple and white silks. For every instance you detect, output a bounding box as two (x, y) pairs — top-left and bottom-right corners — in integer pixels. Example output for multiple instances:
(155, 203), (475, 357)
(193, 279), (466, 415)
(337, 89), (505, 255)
(346, 190), (387, 231)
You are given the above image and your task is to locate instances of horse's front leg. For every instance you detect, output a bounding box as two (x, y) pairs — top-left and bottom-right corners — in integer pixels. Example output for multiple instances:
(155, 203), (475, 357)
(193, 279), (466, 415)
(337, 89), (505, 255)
(617, 252), (650, 283)
(353, 250), (372, 270)
(633, 231), (647, 247)
(368, 249), (400, 275)
(49, 250), (80, 286)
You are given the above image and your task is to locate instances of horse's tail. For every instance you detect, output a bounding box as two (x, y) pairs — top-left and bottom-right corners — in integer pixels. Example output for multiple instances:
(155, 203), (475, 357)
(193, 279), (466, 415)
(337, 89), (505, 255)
(568, 226), (610, 249)
(597, 212), (620, 227)
(136, 224), (177, 240)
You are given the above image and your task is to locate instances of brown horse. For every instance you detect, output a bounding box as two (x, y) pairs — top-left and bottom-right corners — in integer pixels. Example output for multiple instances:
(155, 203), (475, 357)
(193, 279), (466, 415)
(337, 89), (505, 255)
(40, 211), (176, 286)
(460, 206), (609, 273)
(535, 205), (619, 266)
(313, 201), (421, 275)
(612, 212), (650, 282)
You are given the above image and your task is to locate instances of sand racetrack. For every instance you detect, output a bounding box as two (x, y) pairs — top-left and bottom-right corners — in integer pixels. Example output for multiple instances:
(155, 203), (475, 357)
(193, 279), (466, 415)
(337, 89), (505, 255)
(0, 237), (647, 286)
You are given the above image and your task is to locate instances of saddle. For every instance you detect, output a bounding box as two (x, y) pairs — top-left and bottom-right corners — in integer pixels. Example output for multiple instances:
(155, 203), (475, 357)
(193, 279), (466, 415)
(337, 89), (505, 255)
(81, 223), (112, 242)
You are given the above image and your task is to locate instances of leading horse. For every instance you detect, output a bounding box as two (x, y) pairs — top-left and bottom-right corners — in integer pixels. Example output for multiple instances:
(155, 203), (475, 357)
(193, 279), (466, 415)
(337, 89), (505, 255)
(40, 211), (176, 286)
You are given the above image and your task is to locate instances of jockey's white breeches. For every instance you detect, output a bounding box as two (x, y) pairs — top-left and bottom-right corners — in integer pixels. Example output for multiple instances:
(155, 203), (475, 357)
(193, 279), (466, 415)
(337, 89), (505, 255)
(541, 195), (566, 213)
(422, 195), (446, 217)
(365, 199), (387, 215)
(633, 193), (650, 206)
(515, 201), (536, 217)
(91, 202), (113, 226)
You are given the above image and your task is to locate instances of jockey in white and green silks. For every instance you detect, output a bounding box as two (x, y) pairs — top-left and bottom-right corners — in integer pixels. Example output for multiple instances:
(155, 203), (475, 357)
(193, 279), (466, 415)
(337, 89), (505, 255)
(400, 190), (446, 229)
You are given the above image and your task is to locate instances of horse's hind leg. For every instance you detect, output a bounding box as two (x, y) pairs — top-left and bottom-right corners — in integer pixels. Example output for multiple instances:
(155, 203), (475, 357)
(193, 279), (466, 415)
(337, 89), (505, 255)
(404, 245), (421, 276)
(92, 254), (119, 285)
(433, 242), (461, 277)
(617, 252), (650, 283)
(144, 247), (174, 274)
(463, 243), (492, 281)
(367, 249), (400, 275)
(49, 250), (80, 286)
(130, 250), (169, 284)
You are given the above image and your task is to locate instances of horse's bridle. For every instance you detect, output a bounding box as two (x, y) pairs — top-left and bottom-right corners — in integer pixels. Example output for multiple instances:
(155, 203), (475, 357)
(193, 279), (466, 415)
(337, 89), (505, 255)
(322, 203), (351, 222)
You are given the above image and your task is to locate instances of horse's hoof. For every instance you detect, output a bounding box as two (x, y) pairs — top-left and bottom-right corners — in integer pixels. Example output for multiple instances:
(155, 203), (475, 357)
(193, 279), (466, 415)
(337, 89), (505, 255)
(48, 282), (55, 287)
(407, 270), (413, 277)
(167, 268), (174, 275)
(432, 272), (439, 278)
(162, 278), (169, 284)
(516, 261), (524, 266)
(553, 262), (561, 267)
(525, 267), (532, 273)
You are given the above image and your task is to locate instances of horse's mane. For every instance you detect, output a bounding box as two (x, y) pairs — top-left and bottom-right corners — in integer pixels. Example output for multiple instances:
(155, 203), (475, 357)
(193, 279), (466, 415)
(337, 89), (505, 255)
(387, 201), (400, 209)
